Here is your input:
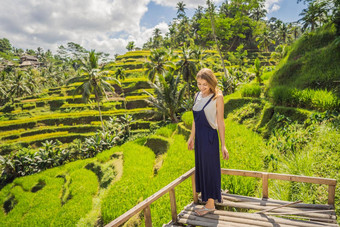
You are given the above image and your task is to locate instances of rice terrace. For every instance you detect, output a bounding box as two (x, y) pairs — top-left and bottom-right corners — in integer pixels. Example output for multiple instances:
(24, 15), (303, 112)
(0, 0), (339, 226)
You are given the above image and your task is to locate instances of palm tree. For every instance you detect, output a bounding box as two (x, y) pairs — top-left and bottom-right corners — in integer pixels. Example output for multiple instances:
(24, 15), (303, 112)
(176, 1), (187, 19)
(250, 1), (267, 21)
(114, 67), (126, 81)
(176, 45), (197, 97)
(152, 28), (162, 48)
(144, 48), (171, 82)
(7, 69), (31, 100)
(67, 50), (120, 131)
(299, 1), (328, 31)
(256, 29), (275, 52)
(278, 23), (289, 44)
(190, 47), (209, 70)
(144, 70), (186, 123)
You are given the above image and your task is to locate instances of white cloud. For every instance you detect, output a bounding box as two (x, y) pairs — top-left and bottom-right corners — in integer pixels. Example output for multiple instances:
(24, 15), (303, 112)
(0, 0), (157, 55)
(265, 0), (282, 13)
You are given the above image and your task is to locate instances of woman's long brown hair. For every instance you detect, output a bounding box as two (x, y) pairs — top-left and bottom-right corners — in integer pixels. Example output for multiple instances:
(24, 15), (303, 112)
(196, 68), (221, 99)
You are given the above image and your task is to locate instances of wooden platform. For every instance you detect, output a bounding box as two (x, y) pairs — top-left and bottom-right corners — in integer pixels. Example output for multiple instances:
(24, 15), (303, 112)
(104, 168), (338, 227)
(163, 193), (339, 227)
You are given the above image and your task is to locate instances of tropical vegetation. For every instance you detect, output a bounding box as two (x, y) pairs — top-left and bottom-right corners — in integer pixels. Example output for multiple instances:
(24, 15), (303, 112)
(0, 0), (339, 226)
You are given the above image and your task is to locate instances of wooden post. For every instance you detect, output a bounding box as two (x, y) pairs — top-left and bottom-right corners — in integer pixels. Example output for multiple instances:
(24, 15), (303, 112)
(169, 188), (177, 223)
(262, 173), (268, 199)
(328, 185), (335, 206)
(191, 173), (198, 203)
(144, 205), (152, 227)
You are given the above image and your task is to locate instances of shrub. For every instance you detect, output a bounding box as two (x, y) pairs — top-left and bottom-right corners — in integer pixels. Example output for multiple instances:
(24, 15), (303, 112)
(240, 84), (261, 98)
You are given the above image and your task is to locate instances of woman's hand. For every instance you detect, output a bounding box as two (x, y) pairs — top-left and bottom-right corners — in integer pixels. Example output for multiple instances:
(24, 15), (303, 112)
(222, 146), (229, 160)
(187, 137), (194, 150)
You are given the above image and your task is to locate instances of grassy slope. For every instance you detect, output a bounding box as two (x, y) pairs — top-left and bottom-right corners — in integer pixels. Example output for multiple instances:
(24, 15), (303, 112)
(269, 24), (340, 94)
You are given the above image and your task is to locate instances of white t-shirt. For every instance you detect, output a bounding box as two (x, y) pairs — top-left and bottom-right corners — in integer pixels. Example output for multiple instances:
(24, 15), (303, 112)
(192, 92), (217, 129)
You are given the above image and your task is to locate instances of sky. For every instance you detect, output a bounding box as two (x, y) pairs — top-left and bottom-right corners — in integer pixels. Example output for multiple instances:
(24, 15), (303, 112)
(0, 0), (308, 56)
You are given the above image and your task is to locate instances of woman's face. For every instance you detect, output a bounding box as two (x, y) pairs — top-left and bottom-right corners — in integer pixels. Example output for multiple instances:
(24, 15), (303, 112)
(197, 78), (211, 96)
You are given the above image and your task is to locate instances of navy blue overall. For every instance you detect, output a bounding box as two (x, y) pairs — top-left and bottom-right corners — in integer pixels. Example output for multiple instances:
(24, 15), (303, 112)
(193, 92), (222, 203)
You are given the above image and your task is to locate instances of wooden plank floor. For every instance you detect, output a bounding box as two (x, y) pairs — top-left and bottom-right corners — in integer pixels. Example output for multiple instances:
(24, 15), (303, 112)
(163, 192), (339, 227)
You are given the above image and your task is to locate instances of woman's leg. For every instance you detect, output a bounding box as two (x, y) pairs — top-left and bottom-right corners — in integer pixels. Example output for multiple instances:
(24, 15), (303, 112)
(205, 198), (215, 209)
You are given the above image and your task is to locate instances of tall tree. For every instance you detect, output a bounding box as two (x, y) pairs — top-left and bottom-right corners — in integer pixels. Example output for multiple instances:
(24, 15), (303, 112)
(126, 41), (135, 51)
(176, 1), (187, 19)
(144, 48), (171, 82)
(0, 38), (12, 52)
(144, 70), (186, 123)
(176, 45), (197, 97)
(67, 50), (120, 131)
(206, 0), (229, 79)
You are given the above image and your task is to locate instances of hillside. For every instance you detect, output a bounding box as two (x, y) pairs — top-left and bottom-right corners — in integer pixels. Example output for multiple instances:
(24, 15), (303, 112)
(0, 51), (159, 154)
(267, 24), (340, 112)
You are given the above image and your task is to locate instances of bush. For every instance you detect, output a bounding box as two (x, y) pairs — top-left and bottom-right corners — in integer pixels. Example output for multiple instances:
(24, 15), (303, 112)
(240, 84), (261, 98)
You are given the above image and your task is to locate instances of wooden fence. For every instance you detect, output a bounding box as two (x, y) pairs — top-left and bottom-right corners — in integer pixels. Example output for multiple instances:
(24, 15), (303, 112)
(104, 167), (337, 227)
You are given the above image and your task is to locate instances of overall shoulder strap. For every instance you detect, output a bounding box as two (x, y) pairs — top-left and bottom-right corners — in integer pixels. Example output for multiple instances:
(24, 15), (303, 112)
(202, 94), (215, 110)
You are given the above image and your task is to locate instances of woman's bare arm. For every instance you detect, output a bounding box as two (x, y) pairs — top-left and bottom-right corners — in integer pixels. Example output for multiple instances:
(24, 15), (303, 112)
(216, 93), (229, 160)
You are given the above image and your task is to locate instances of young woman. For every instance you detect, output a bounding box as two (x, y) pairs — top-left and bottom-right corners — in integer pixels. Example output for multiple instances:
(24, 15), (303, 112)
(187, 68), (229, 216)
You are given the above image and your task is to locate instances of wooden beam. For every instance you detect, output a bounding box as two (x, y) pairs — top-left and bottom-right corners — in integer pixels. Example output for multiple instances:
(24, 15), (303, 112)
(268, 173), (336, 186)
(328, 185), (336, 206)
(255, 200), (303, 214)
(262, 173), (268, 199)
(221, 169), (263, 178)
(169, 188), (177, 223)
(221, 168), (336, 186)
(144, 205), (152, 227)
(191, 173), (198, 204)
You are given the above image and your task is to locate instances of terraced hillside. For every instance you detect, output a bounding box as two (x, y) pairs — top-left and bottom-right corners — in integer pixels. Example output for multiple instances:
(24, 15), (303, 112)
(0, 51), (160, 154)
(0, 49), (274, 155)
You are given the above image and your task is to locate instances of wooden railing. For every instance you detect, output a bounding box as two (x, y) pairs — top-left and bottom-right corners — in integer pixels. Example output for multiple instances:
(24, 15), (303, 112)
(104, 167), (337, 227)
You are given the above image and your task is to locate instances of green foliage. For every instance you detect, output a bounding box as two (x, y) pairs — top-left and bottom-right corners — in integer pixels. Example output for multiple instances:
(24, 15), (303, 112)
(145, 72), (186, 123)
(181, 111), (193, 128)
(0, 115), (133, 187)
(240, 83), (261, 98)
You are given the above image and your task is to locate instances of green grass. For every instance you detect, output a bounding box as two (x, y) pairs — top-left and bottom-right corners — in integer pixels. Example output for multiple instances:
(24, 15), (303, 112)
(101, 142), (156, 224)
(240, 83), (261, 98)
(269, 86), (340, 111)
(0, 158), (99, 226)
(221, 118), (265, 196)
